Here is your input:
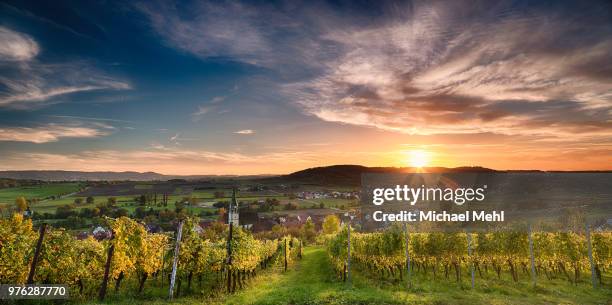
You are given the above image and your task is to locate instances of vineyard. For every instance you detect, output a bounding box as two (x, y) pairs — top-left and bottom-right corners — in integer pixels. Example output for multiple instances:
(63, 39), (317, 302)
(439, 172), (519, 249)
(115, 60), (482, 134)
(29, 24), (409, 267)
(0, 214), (301, 301)
(1, 213), (611, 304)
(326, 224), (612, 287)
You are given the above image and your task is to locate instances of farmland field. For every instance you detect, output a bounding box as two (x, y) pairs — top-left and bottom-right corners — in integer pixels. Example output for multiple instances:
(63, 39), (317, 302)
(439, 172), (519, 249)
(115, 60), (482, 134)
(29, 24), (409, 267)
(0, 182), (82, 205)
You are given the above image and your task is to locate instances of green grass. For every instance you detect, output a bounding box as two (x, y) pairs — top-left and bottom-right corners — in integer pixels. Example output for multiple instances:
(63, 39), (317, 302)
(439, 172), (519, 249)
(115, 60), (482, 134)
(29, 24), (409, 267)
(0, 183), (81, 205)
(66, 247), (611, 305)
(296, 198), (356, 208)
(134, 184), (153, 190)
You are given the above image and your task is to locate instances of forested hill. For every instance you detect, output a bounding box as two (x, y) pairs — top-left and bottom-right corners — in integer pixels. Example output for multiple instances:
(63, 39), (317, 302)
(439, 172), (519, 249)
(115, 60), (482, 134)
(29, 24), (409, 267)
(279, 165), (498, 186)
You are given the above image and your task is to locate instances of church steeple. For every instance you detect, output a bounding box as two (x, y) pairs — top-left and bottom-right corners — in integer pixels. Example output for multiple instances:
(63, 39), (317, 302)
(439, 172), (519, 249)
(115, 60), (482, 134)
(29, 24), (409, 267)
(228, 187), (239, 226)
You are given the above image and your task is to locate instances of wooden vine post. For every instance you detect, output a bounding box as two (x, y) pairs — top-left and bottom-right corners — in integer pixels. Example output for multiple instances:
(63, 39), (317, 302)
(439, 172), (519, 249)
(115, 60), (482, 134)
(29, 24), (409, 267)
(168, 220), (184, 299)
(585, 222), (597, 289)
(98, 229), (115, 302)
(284, 238), (288, 272)
(528, 223), (537, 287)
(346, 222), (351, 283)
(298, 239), (303, 259)
(226, 187), (237, 293)
(404, 222), (411, 289)
(27, 223), (47, 284)
(467, 232), (474, 289)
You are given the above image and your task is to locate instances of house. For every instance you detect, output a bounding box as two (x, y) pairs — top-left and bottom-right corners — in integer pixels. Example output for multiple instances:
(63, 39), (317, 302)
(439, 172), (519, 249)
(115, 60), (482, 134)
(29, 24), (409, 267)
(93, 226), (112, 240)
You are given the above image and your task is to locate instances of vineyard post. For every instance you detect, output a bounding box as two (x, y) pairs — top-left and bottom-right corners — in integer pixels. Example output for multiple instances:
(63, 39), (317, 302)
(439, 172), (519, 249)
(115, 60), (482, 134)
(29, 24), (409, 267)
(299, 239), (303, 259)
(528, 223), (536, 287)
(404, 222), (411, 289)
(585, 222), (597, 289)
(27, 223), (46, 284)
(169, 220), (184, 299)
(226, 222), (233, 293)
(160, 245), (166, 285)
(467, 232), (474, 289)
(346, 222), (351, 283)
(98, 244), (115, 301)
(284, 238), (288, 271)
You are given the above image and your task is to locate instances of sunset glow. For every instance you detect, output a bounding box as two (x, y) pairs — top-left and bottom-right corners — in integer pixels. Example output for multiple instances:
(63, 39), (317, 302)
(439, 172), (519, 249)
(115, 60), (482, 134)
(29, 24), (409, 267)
(408, 150), (430, 168)
(0, 1), (610, 175)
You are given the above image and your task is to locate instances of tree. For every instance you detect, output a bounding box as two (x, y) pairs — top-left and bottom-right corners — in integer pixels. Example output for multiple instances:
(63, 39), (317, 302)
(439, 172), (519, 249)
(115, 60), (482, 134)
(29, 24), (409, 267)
(214, 191), (225, 199)
(56, 204), (77, 218)
(111, 208), (129, 218)
(267, 198), (280, 206)
(217, 208), (227, 223)
(74, 198), (84, 205)
(86, 196), (95, 204)
(302, 218), (316, 243)
(134, 206), (147, 219)
(322, 215), (340, 234)
(15, 197), (28, 212)
(271, 224), (287, 238)
(175, 201), (185, 212)
(107, 197), (117, 207)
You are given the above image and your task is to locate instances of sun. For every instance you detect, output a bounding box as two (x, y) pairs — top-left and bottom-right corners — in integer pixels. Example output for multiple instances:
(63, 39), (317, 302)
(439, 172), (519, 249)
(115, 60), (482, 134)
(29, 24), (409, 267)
(408, 150), (429, 168)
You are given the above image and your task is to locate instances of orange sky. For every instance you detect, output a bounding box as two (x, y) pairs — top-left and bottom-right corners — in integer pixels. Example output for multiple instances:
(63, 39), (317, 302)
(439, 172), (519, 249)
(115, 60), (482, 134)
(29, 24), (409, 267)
(1, 1), (611, 175)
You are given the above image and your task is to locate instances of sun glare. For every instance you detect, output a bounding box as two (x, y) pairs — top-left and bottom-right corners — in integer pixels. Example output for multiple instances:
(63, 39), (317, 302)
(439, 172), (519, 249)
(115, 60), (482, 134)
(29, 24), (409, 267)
(408, 150), (429, 168)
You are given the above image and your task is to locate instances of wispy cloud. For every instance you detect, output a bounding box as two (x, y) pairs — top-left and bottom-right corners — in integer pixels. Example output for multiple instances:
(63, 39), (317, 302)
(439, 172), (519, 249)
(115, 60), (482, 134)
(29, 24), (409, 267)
(139, 1), (612, 142)
(282, 1), (612, 139)
(0, 148), (319, 174)
(0, 27), (130, 109)
(136, 1), (271, 66)
(0, 123), (113, 143)
(193, 105), (213, 116)
(0, 26), (39, 61)
(234, 129), (254, 135)
(46, 115), (134, 123)
(192, 95), (227, 121)
(150, 142), (168, 150)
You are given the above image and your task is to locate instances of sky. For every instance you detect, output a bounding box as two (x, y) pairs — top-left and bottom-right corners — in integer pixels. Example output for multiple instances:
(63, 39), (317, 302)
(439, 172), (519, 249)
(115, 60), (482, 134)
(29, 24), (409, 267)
(0, 0), (610, 175)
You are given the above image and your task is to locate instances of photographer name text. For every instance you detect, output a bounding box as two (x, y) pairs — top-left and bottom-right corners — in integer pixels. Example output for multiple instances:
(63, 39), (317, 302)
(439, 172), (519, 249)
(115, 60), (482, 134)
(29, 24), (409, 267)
(372, 210), (504, 222)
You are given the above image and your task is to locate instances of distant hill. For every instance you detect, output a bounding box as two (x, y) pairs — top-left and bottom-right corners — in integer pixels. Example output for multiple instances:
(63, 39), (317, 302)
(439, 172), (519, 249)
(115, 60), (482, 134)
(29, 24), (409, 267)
(0, 170), (168, 181)
(278, 165), (498, 186)
(1, 166), (606, 183)
(0, 170), (275, 181)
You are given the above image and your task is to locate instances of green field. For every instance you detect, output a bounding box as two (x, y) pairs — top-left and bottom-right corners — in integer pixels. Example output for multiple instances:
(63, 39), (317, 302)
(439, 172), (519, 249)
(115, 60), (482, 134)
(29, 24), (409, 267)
(0, 183), (81, 205)
(0, 182), (359, 232)
(73, 247), (610, 305)
(298, 198), (356, 208)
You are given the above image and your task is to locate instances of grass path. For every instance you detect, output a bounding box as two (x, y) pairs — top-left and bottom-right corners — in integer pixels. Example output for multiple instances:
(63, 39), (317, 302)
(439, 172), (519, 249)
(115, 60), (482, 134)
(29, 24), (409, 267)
(214, 246), (402, 305)
(84, 246), (610, 305)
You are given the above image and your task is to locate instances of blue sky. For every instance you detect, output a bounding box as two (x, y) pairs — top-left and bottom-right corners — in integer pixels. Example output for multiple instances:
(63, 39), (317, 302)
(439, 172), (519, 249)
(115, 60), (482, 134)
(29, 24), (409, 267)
(0, 0), (610, 174)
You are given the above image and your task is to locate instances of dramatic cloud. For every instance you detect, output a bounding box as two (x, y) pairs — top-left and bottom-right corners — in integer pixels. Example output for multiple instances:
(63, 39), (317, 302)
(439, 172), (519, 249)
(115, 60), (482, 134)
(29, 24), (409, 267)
(287, 1), (612, 138)
(234, 129), (254, 135)
(0, 26), (39, 61)
(139, 0), (612, 140)
(0, 27), (130, 108)
(0, 123), (113, 143)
